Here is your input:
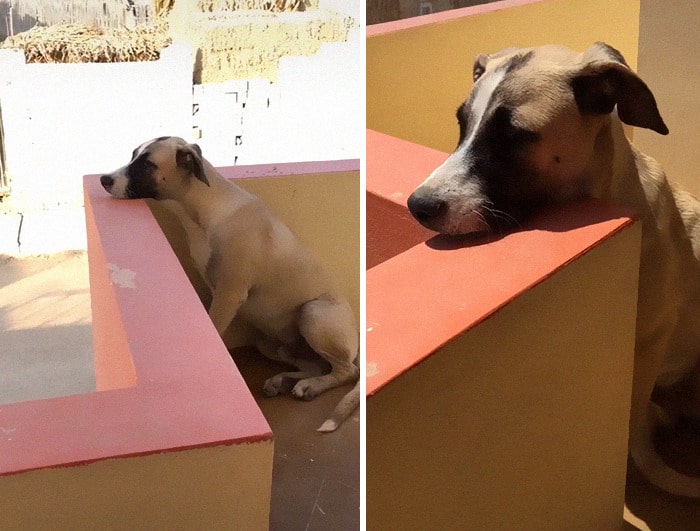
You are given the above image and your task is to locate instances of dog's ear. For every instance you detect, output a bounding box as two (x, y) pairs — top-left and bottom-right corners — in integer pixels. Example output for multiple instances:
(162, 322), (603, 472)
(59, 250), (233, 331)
(571, 51), (668, 135)
(176, 143), (209, 186)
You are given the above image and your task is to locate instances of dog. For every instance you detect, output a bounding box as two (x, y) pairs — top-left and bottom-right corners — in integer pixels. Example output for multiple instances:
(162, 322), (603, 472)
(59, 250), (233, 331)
(408, 43), (700, 497)
(100, 136), (360, 432)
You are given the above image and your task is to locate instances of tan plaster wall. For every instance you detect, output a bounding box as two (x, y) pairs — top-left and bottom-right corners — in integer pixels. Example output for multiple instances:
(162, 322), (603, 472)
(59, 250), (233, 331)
(367, 224), (641, 528)
(634, 0), (700, 197)
(0, 441), (274, 529)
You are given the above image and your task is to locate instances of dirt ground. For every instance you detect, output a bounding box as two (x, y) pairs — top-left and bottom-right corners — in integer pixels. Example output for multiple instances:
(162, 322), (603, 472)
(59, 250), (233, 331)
(0, 251), (94, 405)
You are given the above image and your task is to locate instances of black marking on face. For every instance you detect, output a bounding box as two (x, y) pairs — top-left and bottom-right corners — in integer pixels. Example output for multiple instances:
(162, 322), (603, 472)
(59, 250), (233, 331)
(466, 105), (544, 228)
(456, 52), (532, 151)
(125, 152), (159, 199)
(455, 102), (469, 147)
(451, 52), (542, 227)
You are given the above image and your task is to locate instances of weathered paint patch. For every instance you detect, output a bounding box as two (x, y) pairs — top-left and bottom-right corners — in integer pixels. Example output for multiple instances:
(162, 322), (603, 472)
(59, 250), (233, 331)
(108, 263), (137, 289)
(366, 362), (378, 377)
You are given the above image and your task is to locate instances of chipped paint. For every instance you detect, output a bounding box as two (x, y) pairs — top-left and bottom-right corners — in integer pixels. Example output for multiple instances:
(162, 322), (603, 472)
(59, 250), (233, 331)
(108, 263), (137, 289)
(366, 362), (378, 377)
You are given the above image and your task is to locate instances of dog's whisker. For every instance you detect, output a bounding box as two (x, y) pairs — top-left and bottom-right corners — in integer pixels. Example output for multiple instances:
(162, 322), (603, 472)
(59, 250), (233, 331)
(473, 209), (491, 232)
(481, 202), (521, 231)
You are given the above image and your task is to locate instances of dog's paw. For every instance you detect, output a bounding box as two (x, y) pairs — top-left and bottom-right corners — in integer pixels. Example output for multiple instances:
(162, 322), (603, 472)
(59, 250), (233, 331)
(263, 375), (296, 397)
(262, 379), (280, 397)
(317, 419), (338, 433)
(292, 380), (320, 401)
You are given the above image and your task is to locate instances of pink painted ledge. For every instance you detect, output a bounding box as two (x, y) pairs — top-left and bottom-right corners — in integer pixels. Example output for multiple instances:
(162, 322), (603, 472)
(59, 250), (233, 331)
(0, 160), (364, 478)
(367, 0), (544, 36)
(366, 129), (637, 396)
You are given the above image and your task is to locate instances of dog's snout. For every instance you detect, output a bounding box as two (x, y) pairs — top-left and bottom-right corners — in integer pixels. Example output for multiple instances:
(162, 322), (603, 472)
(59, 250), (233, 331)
(100, 175), (114, 189)
(407, 192), (446, 224)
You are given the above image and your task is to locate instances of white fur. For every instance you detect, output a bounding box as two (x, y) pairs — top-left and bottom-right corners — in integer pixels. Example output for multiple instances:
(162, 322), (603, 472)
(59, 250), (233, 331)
(464, 67), (506, 148)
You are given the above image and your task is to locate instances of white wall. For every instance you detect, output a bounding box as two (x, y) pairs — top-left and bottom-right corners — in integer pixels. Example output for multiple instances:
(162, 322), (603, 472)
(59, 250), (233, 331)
(0, 44), (193, 212)
(320, 0), (360, 18)
(193, 26), (361, 167)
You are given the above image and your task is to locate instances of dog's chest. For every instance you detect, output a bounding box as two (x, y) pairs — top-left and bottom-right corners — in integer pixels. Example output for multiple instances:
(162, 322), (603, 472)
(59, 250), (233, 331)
(190, 234), (213, 283)
(178, 212), (213, 282)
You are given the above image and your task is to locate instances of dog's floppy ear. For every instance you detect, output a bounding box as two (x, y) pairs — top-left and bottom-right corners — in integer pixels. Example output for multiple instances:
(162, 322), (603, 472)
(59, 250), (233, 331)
(571, 44), (668, 135)
(176, 143), (209, 186)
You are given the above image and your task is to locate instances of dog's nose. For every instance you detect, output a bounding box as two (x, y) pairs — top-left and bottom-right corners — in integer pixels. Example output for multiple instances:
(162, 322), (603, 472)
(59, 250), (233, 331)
(407, 192), (446, 224)
(100, 175), (113, 189)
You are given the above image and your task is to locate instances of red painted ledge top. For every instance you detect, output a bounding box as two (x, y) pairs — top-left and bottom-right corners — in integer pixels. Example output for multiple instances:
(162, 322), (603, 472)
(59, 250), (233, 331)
(366, 129), (637, 396)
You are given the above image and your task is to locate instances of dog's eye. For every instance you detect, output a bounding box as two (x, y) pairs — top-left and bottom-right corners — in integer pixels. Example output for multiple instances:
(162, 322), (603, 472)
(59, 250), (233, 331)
(456, 105), (468, 145)
(130, 153), (157, 171)
(140, 158), (157, 170)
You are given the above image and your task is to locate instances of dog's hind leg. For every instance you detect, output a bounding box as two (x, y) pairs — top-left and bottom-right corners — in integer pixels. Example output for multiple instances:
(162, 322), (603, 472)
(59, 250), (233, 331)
(208, 284), (248, 337)
(292, 298), (360, 401)
(255, 338), (328, 397)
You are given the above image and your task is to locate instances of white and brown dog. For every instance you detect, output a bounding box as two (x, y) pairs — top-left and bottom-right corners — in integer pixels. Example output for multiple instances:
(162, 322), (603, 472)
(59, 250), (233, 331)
(408, 43), (700, 497)
(101, 137), (359, 432)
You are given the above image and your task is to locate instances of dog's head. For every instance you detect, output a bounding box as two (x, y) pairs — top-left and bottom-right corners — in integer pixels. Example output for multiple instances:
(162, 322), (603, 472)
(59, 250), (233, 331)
(407, 42), (668, 235)
(100, 136), (209, 200)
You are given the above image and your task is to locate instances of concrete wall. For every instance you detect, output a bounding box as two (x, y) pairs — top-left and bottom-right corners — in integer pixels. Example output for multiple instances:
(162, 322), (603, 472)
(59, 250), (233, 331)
(634, 0), (700, 197)
(367, 223), (640, 529)
(0, 442), (273, 529)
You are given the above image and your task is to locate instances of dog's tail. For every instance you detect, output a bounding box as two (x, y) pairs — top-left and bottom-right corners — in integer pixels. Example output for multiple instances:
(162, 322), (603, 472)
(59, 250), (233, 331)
(631, 403), (700, 498)
(317, 380), (360, 433)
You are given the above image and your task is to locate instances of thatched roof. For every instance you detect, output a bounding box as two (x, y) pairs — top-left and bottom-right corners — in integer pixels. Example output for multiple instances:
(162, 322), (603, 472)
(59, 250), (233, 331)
(1, 19), (171, 62)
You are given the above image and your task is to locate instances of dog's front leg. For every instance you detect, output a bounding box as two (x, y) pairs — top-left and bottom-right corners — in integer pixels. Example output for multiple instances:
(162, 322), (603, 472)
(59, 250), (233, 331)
(208, 286), (248, 337)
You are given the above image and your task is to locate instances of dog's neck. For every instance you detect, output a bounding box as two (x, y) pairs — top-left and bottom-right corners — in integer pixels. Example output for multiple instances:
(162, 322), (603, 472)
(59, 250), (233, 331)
(592, 115), (662, 223)
(179, 158), (255, 229)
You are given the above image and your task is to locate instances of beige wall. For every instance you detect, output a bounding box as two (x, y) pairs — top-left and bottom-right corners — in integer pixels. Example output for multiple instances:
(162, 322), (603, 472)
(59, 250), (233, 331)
(0, 441), (273, 529)
(634, 0), (700, 197)
(368, 224), (640, 528)
(367, 0), (640, 153)
(237, 171), (361, 321)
